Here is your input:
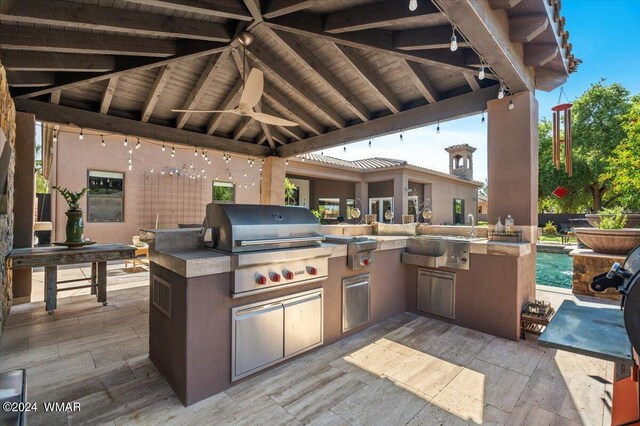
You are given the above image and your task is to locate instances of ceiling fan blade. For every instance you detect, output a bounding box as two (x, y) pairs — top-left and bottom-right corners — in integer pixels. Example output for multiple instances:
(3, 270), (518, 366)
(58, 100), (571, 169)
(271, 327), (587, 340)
(238, 68), (264, 110)
(170, 109), (232, 113)
(250, 112), (299, 127)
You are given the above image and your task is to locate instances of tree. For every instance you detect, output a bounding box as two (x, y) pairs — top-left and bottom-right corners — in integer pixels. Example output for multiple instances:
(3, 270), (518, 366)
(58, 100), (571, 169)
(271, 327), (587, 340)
(608, 96), (640, 211)
(538, 80), (631, 212)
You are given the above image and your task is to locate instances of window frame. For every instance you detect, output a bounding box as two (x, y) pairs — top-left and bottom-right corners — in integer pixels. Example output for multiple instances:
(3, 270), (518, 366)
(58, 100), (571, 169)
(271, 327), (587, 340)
(453, 198), (465, 225)
(86, 170), (125, 223)
(212, 181), (236, 204)
(318, 197), (341, 220)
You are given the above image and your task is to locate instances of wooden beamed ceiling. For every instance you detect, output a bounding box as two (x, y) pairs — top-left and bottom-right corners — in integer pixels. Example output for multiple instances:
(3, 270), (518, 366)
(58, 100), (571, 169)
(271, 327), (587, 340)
(1, 0), (576, 157)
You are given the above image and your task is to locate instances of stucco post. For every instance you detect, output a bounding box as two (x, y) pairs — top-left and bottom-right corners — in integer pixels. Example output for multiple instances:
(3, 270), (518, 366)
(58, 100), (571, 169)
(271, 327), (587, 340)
(13, 112), (35, 304)
(487, 91), (538, 227)
(393, 174), (409, 220)
(260, 156), (286, 205)
(355, 181), (368, 214)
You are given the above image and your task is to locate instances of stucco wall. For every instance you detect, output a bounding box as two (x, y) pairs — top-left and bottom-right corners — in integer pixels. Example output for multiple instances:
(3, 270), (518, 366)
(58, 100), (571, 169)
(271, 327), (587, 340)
(52, 131), (261, 244)
(0, 66), (16, 337)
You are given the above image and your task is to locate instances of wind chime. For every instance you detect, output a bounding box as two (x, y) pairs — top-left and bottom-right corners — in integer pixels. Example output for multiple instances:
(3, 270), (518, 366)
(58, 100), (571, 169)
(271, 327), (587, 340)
(551, 87), (573, 176)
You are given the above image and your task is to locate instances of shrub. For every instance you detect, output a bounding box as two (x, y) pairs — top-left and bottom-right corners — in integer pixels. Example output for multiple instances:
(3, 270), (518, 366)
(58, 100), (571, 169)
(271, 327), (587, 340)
(542, 221), (558, 236)
(597, 206), (628, 229)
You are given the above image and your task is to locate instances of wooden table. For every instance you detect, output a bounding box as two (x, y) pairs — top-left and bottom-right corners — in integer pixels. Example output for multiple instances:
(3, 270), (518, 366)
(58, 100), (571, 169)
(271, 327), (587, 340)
(124, 245), (149, 271)
(7, 244), (135, 314)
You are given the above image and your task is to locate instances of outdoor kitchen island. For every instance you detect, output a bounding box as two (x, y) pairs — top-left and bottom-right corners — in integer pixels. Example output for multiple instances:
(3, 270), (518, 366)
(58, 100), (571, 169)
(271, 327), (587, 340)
(143, 208), (534, 406)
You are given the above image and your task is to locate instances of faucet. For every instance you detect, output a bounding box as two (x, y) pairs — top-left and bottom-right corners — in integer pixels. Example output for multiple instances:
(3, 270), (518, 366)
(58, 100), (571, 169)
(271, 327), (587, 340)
(467, 214), (476, 238)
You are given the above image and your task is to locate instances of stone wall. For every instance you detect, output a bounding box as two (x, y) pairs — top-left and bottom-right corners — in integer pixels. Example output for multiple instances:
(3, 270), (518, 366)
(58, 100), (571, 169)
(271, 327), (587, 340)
(572, 250), (624, 301)
(0, 65), (16, 338)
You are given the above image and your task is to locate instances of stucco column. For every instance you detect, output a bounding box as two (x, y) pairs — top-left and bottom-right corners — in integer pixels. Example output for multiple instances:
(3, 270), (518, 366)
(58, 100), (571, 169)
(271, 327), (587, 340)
(355, 181), (368, 214)
(487, 91), (538, 227)
(260, 156), (286, 205)
(13, 112), (36, 304)
(393, 174), (409, 221)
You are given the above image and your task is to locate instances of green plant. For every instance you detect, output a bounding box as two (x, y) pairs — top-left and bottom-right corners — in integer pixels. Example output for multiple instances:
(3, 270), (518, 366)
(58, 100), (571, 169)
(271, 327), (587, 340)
(284, 177), (297, 205)
(542, 221), (558, 236)
(310, 209), (321, 220)
(596, 206), (628, 229)
(53, 186), (88, 210)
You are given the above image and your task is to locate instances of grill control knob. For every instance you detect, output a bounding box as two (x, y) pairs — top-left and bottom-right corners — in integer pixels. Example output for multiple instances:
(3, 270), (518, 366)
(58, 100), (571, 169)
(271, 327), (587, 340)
(307, 266), (318, 276)
(270, 273), (281, 282)
(361, 258), (370, 266)
(283, 270), (295, 280)
(256, 275), (267, 285)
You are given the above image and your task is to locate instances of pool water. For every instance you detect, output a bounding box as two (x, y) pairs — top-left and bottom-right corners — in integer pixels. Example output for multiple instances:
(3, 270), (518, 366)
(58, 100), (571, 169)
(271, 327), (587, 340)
(536, 252), (573, 288)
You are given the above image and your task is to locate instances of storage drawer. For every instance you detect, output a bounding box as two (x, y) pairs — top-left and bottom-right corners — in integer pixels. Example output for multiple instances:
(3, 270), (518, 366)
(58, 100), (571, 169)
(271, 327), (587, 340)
(343, 274), (371, 332)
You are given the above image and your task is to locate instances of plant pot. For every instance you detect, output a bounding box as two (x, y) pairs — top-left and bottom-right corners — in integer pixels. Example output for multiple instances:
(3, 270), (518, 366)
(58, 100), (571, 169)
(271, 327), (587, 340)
(585, 214), (640, 228)
(573, 227), (640, 255)
(65, 209), (84, 243)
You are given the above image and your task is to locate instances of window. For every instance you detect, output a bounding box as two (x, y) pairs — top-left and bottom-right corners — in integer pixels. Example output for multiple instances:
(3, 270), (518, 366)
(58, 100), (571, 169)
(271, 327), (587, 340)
(87, 171), (124, 222)
(318, 198), (340, 220)
(346, 199), (356, 219)
(213, 181), (235, 203)
(453, 198), (465, 225)
(369, 197), (394, 223)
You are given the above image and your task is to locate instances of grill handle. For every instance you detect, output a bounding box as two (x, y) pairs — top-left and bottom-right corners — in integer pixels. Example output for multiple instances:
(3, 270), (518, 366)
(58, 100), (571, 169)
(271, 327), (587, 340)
(237, 235), (325, 247)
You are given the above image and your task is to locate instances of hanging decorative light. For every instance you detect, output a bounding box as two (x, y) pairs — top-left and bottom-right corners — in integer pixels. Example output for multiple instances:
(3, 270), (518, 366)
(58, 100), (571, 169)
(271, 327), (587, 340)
(124, 135), (128, 146)
(161, 143), (166, 152)
(478, 59), (486, 80)
(101, 135), (105, 147)
(408, 0), (418, 11)
(135, 138), (141, 149)
(400, 131), (404, 142)
(498, 83), (505, 100)
(53, 130), (58, 143)
(552, 89), (573, 176)
(150, 167), (154, 173)
(481, 110), (486, 123)
(171, 145), (175, 158)
(508, 100), (514, 110)
(450, 26), (458, 52)
(436, 120), (440, 134)
(194, 147), (198, 157)
(79, 129), (84, 140)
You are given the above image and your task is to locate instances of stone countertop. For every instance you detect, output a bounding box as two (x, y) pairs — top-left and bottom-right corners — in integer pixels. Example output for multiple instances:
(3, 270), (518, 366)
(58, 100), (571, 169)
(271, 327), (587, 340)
(569, 248), (627, 261)
(149, 233), (531, 278)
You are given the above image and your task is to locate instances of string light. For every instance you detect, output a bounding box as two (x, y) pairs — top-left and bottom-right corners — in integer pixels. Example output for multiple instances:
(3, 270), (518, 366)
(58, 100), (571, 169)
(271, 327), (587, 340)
(171, 145), (175, 157)
(301, 157), (305, 162)
(450, 26), (458, 52)
(478, 60), (486, 81)
(509, 99), (515, 110)
(436, 120), (440, 134)
(498, 82), (505, 99)
(162, 143), (166, 152)
(150, 167), (154, 173)
(368, 138), (372, 148)
(161, 169), (165, 175)
(481, 110), (486, 123)
(101, 135), (105, 147)
(285, 159), (289, 166)
(194, 147), (198, 157)
(408, 0), (418, 11)
(53, 130), (58, 143)
(400, 132), (403, 142)
(343, 144), (347, 152)
(124, 135), (128, 146)
(128, 146), (132, 154)
(79, 129), (84, 140)
(135, 138), (141, 149)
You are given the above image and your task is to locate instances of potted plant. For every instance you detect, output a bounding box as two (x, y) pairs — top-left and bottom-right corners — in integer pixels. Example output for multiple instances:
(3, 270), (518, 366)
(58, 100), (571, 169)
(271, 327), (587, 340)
(574, 207), (640, 254)
(53, 186), (89, 243)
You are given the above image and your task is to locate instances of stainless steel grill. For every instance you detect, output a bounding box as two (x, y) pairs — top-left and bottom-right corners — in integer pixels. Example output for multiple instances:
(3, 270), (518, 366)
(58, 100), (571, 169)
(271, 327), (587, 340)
(201, 203), (329, 298)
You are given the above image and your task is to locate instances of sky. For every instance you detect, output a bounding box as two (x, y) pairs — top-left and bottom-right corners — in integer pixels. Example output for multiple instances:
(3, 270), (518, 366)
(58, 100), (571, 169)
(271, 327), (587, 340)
(318, 0), (640, 183)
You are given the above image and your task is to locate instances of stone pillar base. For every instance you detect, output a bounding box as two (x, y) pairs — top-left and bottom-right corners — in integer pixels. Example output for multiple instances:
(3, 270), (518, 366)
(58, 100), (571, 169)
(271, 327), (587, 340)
(570, 249), (624, 301)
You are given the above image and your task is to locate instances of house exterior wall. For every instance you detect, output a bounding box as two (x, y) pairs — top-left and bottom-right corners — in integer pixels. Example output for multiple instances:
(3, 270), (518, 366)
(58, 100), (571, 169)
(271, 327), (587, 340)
(51, 131), (261, 244)
(287, 173), (355, 216)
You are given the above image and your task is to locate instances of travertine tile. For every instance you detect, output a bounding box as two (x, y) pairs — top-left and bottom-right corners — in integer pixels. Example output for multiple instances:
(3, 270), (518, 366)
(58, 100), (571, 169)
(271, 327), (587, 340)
(342, 341), (410, 377)
(77, 306), (142, 325)
(384, 316), (453, 350)
(331, 377), (428, 426)
(506, 401), (580, 426)
(2, 316), (80, 341)
(387, 350), (463, 398)
(476, 338), (544, 376)
(421, 325), (495, 366)
(90, 336), (149, 368)
(25, 351), (96, 388)
(536, 349), (608, 383)
(308, 411), (349, 426)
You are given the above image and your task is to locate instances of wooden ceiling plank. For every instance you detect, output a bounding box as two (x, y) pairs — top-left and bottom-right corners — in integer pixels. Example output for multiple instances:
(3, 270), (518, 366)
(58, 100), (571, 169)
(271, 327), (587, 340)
(14, 99), (270, 156)
(433, 0), (535, 93)
(269, 28), (370, 122)
(394, 26), (470, 51)
(333, 44), (402, 114)
(263, 0), (321, 19)
(247, 44), (346, 129)
(232, 116), (253, 140)
(463, 72), (481, 91)
(509, 14), (549, 43)
(0, 51), (115, 73)
(50, 91), (61, 104)
(400, 60), (439, 103)
(14, 40), (227, 100)
(242, 0), (263, 22)
(176, 49), (231, 129)
(99, 77), (119, 114)
(123, 0), (252, 21)
(0, 26), (175, 57)
(262, 88), (323, 136)
(141, 64), (175, 123)
(323, 0), (441, 34)
(253, 103), (275, 149)
(7, 71), (55, 87)
(276, 85), (499, 157)
(1, 0), (232, 42)
(524, 44), (559, 67)
(489, 0), (522, 10)
(206, 79), (244, 135)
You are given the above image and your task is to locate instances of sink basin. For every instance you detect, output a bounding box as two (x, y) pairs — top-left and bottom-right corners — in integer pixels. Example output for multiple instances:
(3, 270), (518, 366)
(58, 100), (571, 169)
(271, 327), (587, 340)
(404, 236), (472, 270)
(406, 236), (448, 256)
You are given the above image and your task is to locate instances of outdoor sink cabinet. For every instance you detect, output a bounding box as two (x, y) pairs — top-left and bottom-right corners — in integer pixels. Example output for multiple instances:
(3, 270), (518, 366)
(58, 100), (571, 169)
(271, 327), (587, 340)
(143, 227), (534, 406)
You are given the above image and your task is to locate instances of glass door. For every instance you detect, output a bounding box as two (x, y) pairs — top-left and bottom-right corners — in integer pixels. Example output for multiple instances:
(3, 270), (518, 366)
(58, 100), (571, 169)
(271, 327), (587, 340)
(369, 199), (380, 222)
(369, 198), (394, 222)
(382, 198), (394, 223)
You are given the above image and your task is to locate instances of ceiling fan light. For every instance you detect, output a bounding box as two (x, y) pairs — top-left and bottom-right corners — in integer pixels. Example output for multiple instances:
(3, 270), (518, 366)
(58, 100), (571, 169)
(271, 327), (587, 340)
(409, 0), (418, 11)
(238, 32), (254, 47)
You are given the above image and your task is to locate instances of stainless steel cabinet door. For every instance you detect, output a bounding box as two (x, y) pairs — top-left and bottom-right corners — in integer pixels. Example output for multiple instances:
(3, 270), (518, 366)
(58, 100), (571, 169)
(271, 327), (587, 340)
(234, 302), (284, 378)
(417, 269), (455, 319)
(343, 274), (371, 332)
(284, 292), (323, 357)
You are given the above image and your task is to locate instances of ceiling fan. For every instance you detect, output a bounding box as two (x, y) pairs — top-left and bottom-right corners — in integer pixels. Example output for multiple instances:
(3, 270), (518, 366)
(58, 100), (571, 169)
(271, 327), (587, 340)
(171, 32), (298, 127)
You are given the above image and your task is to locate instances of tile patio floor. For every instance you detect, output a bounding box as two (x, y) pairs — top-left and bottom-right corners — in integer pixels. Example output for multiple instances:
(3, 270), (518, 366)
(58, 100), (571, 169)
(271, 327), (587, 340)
(0, 265), (615, 425)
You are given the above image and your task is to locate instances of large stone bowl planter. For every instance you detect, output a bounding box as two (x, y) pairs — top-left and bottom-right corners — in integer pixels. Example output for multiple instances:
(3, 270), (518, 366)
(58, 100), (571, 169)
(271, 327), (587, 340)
(585, 213), (640, 228)
(573, 227), (640, 255)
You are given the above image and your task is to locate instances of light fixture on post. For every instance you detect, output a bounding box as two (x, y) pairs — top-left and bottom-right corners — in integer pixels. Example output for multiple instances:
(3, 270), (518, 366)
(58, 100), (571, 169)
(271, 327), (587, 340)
(408, 0), (418, 11)
(450, 26), (458, 52)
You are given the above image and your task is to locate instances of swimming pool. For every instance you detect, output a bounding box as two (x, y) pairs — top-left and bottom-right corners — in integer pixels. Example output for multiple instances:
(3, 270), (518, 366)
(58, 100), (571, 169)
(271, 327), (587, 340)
(536, 251), (573, 288)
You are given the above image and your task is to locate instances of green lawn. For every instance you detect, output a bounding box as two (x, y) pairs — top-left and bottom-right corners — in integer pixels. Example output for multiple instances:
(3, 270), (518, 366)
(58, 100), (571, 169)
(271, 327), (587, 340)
(538, 234), (577, 244)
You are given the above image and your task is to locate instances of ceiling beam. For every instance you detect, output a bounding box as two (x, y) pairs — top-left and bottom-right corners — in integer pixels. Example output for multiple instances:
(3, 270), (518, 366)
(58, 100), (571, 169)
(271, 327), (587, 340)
(393, 26), (470, 51)
(265, 13), (480, 76)
(463, 72), (481, 91)
(123, 0), (252, 21)
(6, 71), (55, 87)
(246, 43), (346, 129)
(14, 99), (270, 156)
(99, 77), (119, 114)
(263, 0), (321, 19)
(261, 87), (323, 136)
(333, 44), (402, 114)
(176, 49), (231, 129)
(50, 91), (61, 104)
(267, 28), (370, 122)
(14, 40), (227, 99)
(489, 0), (522, 10)
(509, 14), (549, 43)
(253, 103), (276, 149)
(277, 85), (499, 157)
(141, 64), (175, 123)
(206, 79), (243, 135)
(433, 0), (534, 93)
(323, 0), (441, 34)
(0, 26), (175, 57)
(0, 0), (232, 42)
(399, 60), (439, 103)
(242, 0), (263, 22)
(524, 44), (558, 67)
(0, 51), (115, 72)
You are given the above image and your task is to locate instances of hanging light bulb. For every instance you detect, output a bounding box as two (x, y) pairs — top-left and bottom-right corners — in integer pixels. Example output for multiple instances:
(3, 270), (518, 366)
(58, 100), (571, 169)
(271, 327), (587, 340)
(162, 169), (165, 175)
(243, 171), (247, 177)
(301, 157), (305, 162)
(285, 159), (289, 166)
(436, 121), (440, 134)
(509, 99), (514, 110)
(400, 132), (403, 142)
(478, 64), (485, 81)
(189, 163), (193, 169)
(408, 0), (418, 11)
(450, 27), (458, 52)
(135, 138), (141, 149)
(129, 164), (133, 171)
(228, 173), (232, 180)
(101, 135), (105, 147)
(171, 145), (175, 158)
(343, 144), (347, 152)
(498, 83), (505, 99)
(128, 146), (132, 154)
(150, 167), (154, 173)
(481, 110), (486, 123)
(215, 175), (219, 180)
(53, 130), (58, 143)
(247, 158), (251, 164)
(79, 129), (84, 140)
(252, 181), (255, 186)
(194, 147), (198, 157)
(124, 136), (128, 146)
(162, 143), (166, 152)
(368, 138), (372, 148)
